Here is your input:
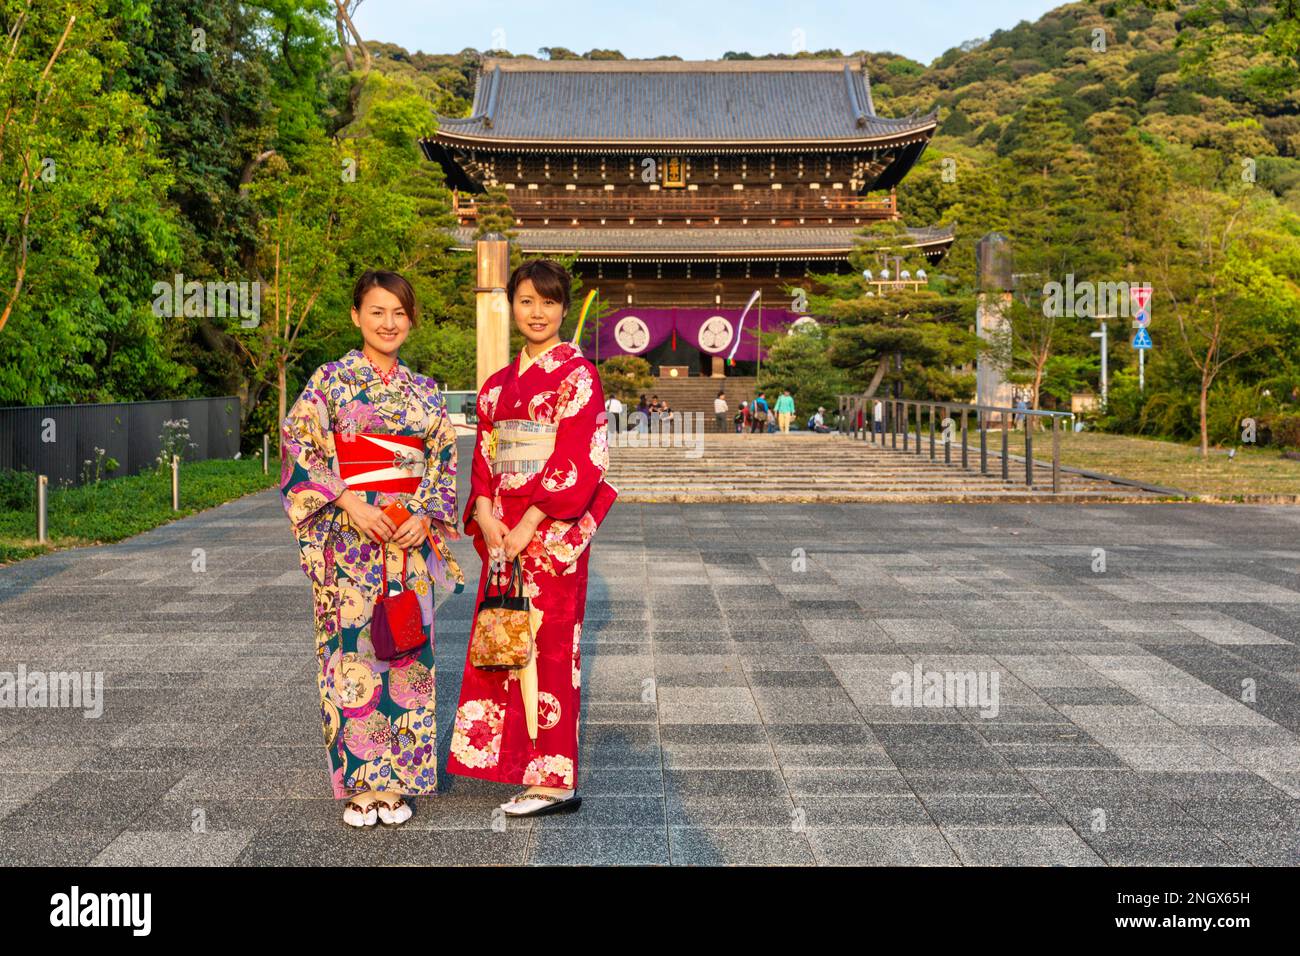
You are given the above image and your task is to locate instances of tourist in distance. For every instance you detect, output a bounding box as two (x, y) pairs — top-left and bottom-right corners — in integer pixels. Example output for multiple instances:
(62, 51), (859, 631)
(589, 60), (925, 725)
(774, 388), (796, 433)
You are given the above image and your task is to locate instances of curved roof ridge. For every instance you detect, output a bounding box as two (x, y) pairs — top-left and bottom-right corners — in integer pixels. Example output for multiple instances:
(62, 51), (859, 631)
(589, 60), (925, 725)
(423, 58), (937, 167)
(478, 56), (866, 72)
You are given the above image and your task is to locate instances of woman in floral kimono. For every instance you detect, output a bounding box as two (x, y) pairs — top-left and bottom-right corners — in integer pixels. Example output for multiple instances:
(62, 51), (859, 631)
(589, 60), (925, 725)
(448, 258), (617, 817)
(280, 270), (464, 829)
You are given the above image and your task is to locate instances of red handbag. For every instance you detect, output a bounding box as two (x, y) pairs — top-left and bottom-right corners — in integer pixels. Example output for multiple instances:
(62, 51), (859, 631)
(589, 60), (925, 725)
(371, 544), (425, 661)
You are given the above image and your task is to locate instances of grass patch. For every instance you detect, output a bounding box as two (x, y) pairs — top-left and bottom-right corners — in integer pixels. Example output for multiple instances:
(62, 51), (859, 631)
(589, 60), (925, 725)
(997, 429), (1300, 497)
(0, 459), (278, 564)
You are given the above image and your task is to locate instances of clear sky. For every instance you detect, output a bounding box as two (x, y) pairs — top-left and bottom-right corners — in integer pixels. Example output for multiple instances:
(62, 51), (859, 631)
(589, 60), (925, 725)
(352, 0), (1068, 66)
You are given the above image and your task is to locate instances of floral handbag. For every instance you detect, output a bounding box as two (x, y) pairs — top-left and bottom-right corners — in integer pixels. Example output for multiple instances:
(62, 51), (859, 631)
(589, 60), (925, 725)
(469, 557), (534, 670)
(371, 544), (425, 661)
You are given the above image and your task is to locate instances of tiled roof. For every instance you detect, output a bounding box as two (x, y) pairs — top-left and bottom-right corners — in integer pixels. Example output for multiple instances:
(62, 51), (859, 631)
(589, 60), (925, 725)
(448, 225), (954, 259)
(429, 57), (938, 146)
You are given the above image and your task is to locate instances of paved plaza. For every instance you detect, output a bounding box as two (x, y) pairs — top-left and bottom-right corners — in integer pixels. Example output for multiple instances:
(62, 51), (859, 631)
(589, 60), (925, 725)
(1, 448), (1298, 865)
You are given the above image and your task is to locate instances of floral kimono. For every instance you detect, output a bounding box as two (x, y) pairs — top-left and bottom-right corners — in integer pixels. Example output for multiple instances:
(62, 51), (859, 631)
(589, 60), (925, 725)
(280, 348), (464, 800)
(448, 340), (617, 790)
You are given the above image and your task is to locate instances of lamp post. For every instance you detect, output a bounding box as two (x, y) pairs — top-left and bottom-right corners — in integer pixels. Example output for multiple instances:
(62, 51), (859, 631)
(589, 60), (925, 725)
(875, 252), (904, 293)
(1090, 315), (1112, 410)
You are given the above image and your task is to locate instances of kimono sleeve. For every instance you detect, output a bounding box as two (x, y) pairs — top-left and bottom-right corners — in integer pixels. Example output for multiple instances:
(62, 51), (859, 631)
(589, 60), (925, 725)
(527, 360), (608, 522)
(406, 384), (458, 524)
(462, 378), (497, 537)
(279, 363), (348, 529)
(280, 363), (348, 586)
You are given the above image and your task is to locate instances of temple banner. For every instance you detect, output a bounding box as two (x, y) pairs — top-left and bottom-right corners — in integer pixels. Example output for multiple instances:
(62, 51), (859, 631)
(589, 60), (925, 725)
(581, 307), (805, 362)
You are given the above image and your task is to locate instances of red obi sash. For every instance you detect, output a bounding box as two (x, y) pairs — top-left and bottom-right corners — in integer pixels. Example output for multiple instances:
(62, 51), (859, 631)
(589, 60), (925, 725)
(333, 431), (426, 493)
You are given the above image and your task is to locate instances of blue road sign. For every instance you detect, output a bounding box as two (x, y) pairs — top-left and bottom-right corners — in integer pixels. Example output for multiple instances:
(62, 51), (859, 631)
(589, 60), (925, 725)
(1132, 307), (1149, 328)
(1132, 327), (1153, 349)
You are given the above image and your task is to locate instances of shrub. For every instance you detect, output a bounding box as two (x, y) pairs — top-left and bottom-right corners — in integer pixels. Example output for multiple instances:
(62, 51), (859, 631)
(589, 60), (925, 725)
(597, 355), (654, 405)
(0, 468), (35, 511)
(1261, 411), (1300, 448)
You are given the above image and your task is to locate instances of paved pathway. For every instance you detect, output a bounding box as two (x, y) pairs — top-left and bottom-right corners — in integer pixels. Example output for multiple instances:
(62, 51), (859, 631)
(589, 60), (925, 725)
(1, 448), (1297, 864)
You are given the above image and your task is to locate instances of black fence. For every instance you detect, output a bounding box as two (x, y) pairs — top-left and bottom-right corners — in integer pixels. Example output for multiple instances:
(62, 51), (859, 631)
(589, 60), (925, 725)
(837, 394), (1072, 492)
(0, 397), (241, 488)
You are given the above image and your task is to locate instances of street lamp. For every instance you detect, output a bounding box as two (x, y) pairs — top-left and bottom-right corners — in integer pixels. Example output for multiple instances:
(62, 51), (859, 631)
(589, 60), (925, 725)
(1090, 311), (1115, 410)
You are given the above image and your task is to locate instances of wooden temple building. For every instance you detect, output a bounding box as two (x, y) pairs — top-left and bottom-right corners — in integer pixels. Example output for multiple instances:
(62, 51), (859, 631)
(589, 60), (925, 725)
(420, 56), (952, 379)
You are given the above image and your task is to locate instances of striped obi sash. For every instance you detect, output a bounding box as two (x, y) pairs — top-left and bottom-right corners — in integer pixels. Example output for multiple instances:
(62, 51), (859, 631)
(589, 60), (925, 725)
(488, 419), (556, 476)
(333, 431), (426, 493)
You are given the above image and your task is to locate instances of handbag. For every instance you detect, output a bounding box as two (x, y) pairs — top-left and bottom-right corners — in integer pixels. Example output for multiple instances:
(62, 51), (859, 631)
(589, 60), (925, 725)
(370, 544), (425, 661)
(469, 556), (534, 670)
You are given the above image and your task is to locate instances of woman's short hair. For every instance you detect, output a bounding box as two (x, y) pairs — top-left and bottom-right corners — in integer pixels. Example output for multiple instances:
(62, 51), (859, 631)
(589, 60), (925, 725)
(353, 269), (419, 326)
(507, 258), (571, 316)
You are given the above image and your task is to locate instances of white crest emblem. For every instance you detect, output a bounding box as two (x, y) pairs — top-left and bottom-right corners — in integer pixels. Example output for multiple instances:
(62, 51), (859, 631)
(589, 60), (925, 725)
(698, 315), (734, 353)
(614, 316), (650, 353)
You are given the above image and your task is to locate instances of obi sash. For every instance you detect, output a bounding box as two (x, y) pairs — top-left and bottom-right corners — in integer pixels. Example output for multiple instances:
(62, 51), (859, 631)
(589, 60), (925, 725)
(488, 419), (556, 476)
(334, 431), (426, 493)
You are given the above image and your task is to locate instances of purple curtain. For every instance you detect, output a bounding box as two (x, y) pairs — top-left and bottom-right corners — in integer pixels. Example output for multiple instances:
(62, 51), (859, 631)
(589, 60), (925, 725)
(588, 306), (803, 363)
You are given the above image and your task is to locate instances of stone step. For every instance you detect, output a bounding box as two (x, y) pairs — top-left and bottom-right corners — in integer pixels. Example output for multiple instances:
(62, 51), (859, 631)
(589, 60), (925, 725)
(601, 429), (1160, 502)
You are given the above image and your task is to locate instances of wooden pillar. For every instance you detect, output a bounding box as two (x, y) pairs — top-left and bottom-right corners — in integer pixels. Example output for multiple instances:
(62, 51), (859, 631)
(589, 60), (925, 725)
(475, 234), (511, 390)
(711, 355), (725, 377)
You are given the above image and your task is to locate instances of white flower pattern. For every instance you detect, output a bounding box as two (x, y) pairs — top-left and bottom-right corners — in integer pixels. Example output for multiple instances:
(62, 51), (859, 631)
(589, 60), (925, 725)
(540, 458), (578, 493)
(589, 425), (609, 470)
(556, 366), (593, 420)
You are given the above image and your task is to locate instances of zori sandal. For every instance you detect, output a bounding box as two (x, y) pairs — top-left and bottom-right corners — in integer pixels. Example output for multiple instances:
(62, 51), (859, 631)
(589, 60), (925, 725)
(502, 792), (582, 817)
(375, 794), (413, 826)
(342, 797), (377, 828)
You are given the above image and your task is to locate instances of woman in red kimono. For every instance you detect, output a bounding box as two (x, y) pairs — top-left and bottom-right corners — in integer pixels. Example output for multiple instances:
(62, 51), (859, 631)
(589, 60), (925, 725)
(447, 258), (617, 817)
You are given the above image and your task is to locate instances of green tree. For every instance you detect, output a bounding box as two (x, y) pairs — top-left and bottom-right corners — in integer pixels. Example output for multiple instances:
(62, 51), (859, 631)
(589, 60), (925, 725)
(1150, 183), (1291, 455)
(0, 0), (188, 404)
(238, 126), (420, 429)
(756, 325), (850, 421)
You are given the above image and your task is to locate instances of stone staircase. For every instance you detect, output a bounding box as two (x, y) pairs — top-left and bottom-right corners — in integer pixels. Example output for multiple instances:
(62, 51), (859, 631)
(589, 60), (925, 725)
(629, 375), (758, 431)
(605, 430), (1170, 502)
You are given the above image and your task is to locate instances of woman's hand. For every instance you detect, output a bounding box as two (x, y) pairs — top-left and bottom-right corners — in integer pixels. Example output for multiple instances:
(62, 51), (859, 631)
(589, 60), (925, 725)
(475, 497), (509, 560)
(502, 506), (546, 561)
(391, 513), (430, 550)
(339, 491), (396, 544)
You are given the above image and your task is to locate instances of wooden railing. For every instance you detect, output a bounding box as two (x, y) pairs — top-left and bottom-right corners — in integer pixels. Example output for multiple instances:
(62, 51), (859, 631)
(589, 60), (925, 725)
(452, 189), (897, 223)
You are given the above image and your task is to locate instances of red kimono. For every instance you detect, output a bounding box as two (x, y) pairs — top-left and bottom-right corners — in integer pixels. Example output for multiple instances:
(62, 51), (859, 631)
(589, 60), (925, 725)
(447, 341), (617, 790)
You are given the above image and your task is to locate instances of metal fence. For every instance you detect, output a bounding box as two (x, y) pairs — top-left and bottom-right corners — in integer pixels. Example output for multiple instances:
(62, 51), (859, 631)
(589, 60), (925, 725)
(0, 396), (241, 488)
(837, 394), (1073, 492)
